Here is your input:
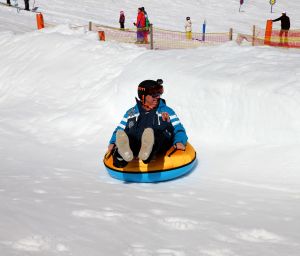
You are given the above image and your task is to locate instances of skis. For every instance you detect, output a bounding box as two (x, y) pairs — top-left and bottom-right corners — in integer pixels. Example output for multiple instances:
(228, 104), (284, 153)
(0, 2), (39, 13)
(12, 0), (18, 7)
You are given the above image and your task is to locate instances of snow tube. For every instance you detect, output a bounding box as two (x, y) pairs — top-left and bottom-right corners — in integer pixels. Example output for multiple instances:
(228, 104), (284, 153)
(103, 142), (196, 183)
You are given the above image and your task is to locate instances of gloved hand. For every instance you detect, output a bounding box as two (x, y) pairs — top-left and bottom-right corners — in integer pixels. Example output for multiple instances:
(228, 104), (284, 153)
(161, 112), (170, 122)
(108, 144), (115, 152)
(175, 143), (186, 150)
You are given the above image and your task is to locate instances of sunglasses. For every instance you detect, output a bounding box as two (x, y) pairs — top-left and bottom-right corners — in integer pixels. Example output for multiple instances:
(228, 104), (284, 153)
(150, 93), (161, 98)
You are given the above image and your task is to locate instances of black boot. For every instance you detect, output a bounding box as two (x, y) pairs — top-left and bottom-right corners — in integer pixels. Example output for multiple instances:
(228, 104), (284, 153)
(112, 148), (129, 168)
(24, 0), (30, 11)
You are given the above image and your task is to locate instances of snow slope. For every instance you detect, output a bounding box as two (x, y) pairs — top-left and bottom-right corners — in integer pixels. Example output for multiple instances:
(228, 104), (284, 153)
(1, 0), (300, 33)
(0, 1), (300, 256)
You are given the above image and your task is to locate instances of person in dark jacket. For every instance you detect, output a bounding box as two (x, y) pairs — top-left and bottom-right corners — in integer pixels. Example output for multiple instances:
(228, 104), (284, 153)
(119, 11), (125, 30)
(272, 12), (290, 45)
(108, 79), (188, 168)
(24, 0), (30, 11)
(6, 0), (11, 6)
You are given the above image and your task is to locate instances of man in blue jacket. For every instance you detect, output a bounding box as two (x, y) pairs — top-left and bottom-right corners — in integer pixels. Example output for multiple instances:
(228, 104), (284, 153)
(108, 79), (188, 168)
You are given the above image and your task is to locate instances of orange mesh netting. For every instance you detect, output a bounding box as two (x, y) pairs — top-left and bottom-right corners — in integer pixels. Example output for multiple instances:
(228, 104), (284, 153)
(269, 29), (300, 48)
(93, 24), (231, 50)
(236, 25), (300, 49)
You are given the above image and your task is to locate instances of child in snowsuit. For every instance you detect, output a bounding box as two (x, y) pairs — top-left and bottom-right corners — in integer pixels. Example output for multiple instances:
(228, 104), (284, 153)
(119, 11), (125, 30)
(108, 79), (188, 168)
(185, 17), (192, 40)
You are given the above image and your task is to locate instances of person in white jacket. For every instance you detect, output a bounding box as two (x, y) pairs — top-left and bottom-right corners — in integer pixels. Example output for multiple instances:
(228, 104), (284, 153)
(185, 17), (192, 39)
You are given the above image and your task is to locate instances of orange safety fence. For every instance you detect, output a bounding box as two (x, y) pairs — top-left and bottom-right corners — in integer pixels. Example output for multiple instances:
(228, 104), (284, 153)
(37, 16), (231, 50)
(93, 23), (231, 50)
(236, 26), (266, 46)
(93, 24), (138, 44)
(268, 29), (300, 48)
(264, 20), (272, 45)
(31, 13), (300, 50)
(36, 13), (45, 30)
(236, 24), (300, 49)
(152, 27), (230, 50)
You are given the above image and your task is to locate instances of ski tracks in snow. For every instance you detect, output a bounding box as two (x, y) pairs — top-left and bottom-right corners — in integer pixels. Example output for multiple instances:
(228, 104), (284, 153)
(1, 164), (299, 255)
(1, 235), (70, 254)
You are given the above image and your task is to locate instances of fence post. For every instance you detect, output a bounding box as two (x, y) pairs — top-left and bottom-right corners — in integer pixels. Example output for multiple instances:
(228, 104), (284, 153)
(252, 25), (256, 46)
(36, 13), (44, 30)
(150, 24), (154, 50)
(264, 20), (273, 45)
(89, 21), (92, 31)
(98, 31), (105, 41)
(229, 28), (233, 40)
(202, 20), (206, 41)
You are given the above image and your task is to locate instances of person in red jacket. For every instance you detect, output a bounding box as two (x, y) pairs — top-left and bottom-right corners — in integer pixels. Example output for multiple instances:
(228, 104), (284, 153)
(133, 7), (145, 43)
(141, 7), (150, 44)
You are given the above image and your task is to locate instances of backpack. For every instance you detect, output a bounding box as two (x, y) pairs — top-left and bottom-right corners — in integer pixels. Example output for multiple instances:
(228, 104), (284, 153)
(145, 17), (150, 28)
(144, 12), (150, 29)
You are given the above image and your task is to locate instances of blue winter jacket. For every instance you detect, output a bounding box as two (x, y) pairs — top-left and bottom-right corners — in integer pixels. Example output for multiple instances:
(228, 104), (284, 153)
(109, 98), (188, 145)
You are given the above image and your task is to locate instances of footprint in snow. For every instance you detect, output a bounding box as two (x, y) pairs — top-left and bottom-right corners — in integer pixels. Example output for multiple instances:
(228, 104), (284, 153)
(156, 248), (186, 256)
(125, 245), (186, 256)
(159, 217), (198, 230)
(237, 229), (285, 243)
(12, 236), (70, 253)
(12, 236), (50, 252)
(72, 209), (123, 221)
(199, 248), (236, 256)
(33, 189), (47, 194)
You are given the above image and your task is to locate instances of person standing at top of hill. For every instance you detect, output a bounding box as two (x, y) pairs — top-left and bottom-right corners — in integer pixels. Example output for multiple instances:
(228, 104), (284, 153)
(119, 11), (125, 30)
(185, 16), (192, 39)
(133, 7), (145, 43)
(6, 0), (11, 6)
(24, 0), (30, 11)
(141, 7), (150, 44)
(272, 12), (290, 45)
(239, 0), (244, 12)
